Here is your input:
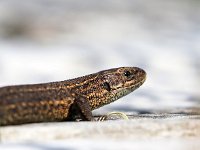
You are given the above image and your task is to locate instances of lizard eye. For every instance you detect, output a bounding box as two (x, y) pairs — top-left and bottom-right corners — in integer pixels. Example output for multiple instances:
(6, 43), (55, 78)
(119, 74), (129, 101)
(103, 82), (111, 91)
(124, 70), (131, 77)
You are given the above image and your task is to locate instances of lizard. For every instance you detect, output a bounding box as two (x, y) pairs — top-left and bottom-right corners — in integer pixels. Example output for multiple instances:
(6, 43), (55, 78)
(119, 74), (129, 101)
(0, 67), (146, 126)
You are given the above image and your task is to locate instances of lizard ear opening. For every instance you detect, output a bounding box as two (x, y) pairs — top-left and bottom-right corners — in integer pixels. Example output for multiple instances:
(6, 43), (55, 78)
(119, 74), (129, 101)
(103, 82), (111, 91)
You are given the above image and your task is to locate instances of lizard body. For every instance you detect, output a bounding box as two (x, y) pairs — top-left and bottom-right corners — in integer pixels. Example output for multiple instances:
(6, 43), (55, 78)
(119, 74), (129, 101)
(0, 67), (146, 126)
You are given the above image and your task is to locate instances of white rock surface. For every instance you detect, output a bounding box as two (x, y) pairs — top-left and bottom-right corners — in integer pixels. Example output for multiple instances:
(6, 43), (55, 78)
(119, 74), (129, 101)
(0, 114), (200, 150)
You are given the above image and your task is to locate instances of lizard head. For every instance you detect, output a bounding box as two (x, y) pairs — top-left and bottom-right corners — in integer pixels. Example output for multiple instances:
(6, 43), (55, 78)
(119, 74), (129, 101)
(84, 67), (146, 110)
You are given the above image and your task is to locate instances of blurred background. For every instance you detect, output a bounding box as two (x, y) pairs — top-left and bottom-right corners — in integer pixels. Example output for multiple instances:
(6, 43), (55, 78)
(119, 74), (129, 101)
(0, 0), (199, 113)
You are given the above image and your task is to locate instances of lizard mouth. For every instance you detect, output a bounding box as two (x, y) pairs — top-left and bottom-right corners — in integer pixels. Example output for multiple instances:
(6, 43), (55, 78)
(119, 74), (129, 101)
(129, 77), (146, 91)
(111, 71), (146, 101)
(125, 68), (146, 91)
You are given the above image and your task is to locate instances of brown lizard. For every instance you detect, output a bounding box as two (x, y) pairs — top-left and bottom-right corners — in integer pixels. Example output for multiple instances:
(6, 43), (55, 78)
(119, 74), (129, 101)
(0, 67), (146, 126)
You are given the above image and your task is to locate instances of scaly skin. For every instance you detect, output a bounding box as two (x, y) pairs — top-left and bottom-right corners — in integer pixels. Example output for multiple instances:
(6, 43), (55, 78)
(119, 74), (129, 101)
(0, 67), (146, 126)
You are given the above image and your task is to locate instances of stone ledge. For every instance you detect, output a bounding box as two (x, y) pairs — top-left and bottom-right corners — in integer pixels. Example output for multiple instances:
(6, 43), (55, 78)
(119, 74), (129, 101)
(0, 113), (199, 143)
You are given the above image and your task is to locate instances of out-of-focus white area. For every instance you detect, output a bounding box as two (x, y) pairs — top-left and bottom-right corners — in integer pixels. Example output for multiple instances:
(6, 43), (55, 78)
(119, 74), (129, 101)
(0, 0), (200, 149)
(0, 139), (199, 150)
(0, 119), (200, 150)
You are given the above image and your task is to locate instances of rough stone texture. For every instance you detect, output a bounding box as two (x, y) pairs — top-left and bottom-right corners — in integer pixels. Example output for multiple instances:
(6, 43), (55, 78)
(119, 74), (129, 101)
(0, 109), (200, 150)
(1, 114), (199, 141)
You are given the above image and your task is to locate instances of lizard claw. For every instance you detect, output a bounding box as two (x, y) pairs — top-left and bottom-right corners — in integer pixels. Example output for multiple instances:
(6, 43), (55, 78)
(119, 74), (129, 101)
(97, 112), (129, 121)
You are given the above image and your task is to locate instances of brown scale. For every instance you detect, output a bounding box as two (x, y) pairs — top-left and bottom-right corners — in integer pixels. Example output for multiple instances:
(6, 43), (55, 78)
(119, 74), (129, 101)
(0, 67), (146, 126)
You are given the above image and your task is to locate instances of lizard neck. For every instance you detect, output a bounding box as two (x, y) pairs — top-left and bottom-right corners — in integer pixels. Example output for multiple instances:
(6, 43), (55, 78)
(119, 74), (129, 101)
(63, 67), (146, 110)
